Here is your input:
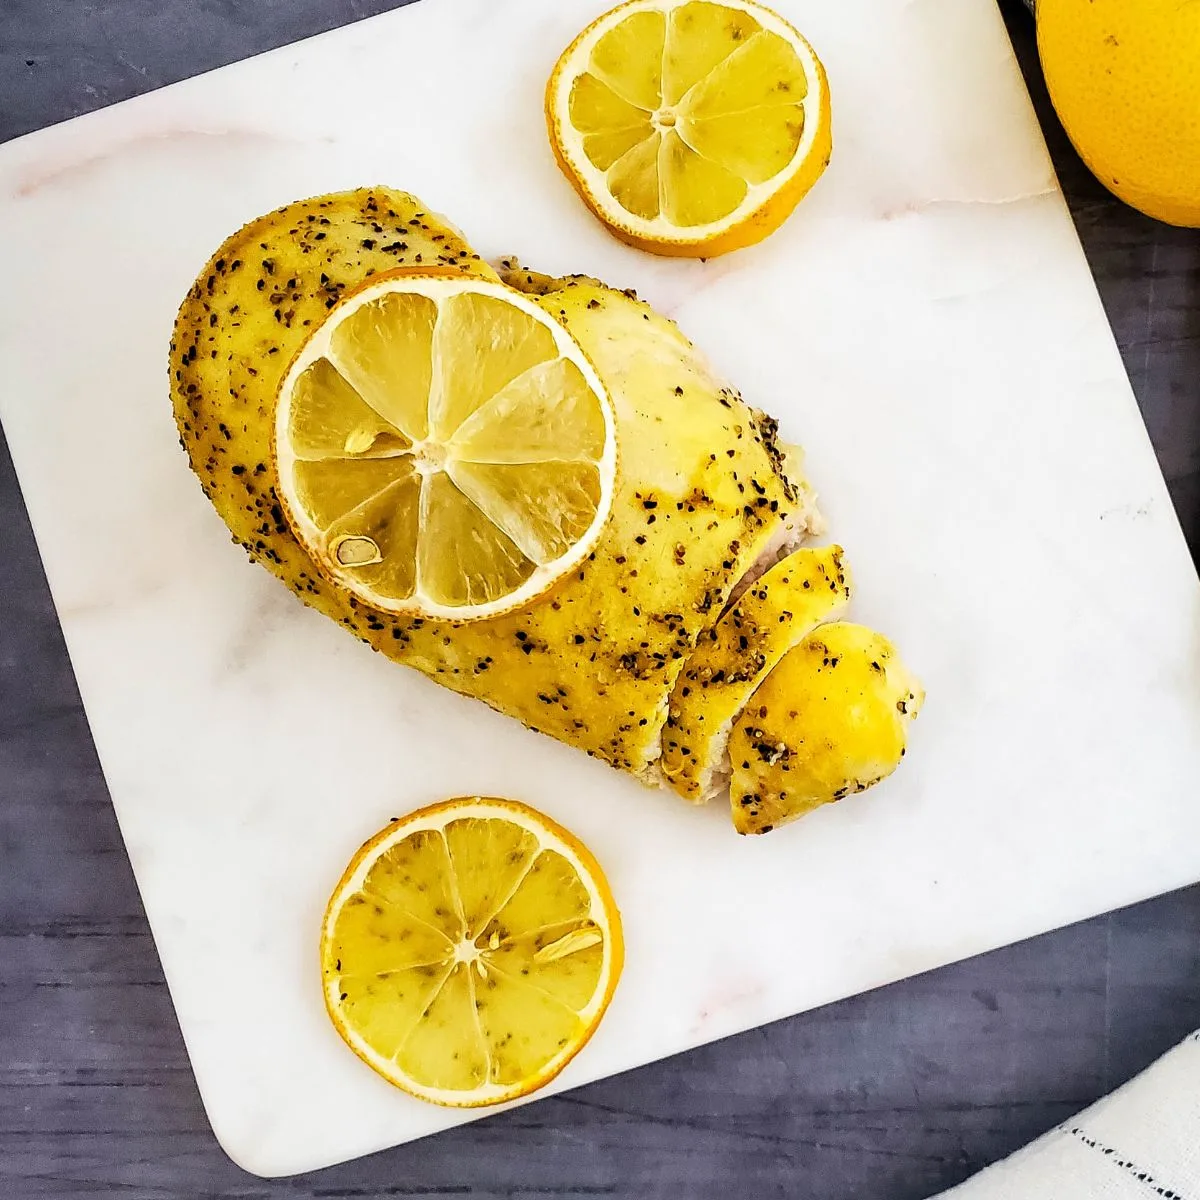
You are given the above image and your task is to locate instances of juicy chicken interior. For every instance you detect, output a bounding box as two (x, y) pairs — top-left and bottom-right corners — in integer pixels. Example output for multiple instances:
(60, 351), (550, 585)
(171, 187), (919, 831)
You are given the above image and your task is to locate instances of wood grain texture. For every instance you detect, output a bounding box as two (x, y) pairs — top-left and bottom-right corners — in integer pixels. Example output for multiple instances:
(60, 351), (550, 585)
(1, 1), (1197, 1196)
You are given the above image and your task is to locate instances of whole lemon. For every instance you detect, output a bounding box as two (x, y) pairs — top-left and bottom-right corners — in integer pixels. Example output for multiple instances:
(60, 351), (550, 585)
(1037, 0), (1200, 227)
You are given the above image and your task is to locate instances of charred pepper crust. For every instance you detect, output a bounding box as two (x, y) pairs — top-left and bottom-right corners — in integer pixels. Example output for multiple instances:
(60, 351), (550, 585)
(173, 211), (802, 777)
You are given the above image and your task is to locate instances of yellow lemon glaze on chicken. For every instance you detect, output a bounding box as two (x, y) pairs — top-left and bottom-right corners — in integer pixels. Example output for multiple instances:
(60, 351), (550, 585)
(728, 622), (923, 834)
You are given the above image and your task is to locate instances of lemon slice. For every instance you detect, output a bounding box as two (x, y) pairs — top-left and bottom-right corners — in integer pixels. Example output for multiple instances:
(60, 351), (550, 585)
(321, 797), (623, 1107)
(275, 274), (617, 620)
(546, 0), (832, 257)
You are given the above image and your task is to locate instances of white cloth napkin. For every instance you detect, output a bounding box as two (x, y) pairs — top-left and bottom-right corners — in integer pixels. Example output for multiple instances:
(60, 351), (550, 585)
(935, 1031), (1200, 1199)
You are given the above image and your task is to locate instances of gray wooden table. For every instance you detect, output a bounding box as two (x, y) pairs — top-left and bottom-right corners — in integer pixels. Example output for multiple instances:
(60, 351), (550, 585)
(2, 2), (1197, 1197)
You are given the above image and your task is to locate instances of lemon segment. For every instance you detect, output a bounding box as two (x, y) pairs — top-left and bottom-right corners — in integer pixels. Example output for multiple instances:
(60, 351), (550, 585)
(321, 798), (623, 1107)
(275, 275), (617, 620)
(328, 290), (437, 440)
(547, 0), (832, 256)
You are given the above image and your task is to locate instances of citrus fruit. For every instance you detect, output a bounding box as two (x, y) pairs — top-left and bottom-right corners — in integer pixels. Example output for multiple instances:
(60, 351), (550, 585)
(1037, 0), (1200, 227)
(274, 273), (617, 620)
(545, 0), (832, 256)
(320, 797), (623, 1107)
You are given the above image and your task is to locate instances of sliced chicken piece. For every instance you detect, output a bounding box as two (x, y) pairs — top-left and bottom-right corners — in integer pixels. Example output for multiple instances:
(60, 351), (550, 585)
(728, 622), (923, 834)
(659, 546), (851, 803)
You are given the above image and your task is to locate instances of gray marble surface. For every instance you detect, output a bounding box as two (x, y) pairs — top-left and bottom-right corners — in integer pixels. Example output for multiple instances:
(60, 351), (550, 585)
(1, 2), (1198, 1196)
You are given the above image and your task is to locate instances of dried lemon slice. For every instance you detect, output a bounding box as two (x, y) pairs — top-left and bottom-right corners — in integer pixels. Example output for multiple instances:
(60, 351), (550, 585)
(321, 798), (623, 1107)
(275, 274), (617, 620)
(546, 0), (832, 256)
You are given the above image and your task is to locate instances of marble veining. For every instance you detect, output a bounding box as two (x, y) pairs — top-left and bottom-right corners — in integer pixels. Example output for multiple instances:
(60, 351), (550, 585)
(0, 0), (1197, 1179)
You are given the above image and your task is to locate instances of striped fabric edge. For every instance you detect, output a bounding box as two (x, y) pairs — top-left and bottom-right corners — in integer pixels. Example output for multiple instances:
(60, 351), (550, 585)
(1067, 1127), (1193, 1200)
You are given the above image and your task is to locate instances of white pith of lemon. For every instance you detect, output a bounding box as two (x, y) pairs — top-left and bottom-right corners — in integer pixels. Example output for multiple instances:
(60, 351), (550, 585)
(274, 273), (617, 620)
(321, 797), (623, 1107)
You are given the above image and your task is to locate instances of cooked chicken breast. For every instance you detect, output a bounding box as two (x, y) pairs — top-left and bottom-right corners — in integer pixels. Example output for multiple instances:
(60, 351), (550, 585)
(171, 188), (821, 780)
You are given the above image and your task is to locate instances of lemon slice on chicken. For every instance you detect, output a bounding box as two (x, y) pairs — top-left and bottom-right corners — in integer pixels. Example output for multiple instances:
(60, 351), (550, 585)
(321, 797), (623, 1107)
(547, 0), (832, 256)
(275, 274), (617, 620)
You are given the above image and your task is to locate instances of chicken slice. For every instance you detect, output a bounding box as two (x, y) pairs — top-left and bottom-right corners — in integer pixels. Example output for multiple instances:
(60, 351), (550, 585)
(728, 622), (923, 834)
(659, 545), (852, 803)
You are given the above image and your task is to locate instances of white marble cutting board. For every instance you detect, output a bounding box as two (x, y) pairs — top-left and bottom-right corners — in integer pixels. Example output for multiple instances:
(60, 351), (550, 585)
(1, 0), (1198, 1178)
